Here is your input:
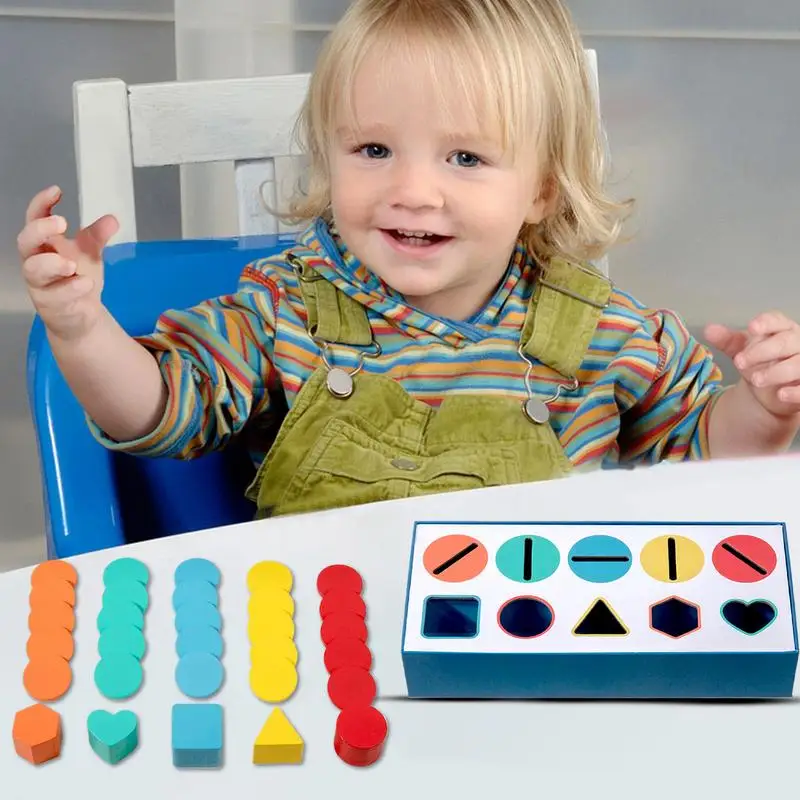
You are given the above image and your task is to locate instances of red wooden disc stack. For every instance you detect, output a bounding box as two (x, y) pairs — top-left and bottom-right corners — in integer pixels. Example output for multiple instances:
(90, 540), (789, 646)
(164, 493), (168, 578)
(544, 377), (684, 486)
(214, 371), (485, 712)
(317, 564), (388, 767)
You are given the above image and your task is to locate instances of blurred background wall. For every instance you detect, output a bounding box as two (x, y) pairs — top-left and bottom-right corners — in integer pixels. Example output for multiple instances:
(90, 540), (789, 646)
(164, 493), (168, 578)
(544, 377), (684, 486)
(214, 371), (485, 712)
(1, 0), (798, 567)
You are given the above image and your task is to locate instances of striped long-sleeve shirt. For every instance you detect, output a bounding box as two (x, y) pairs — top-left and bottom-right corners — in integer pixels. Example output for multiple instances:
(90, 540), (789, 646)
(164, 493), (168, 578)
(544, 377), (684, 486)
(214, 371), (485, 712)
(89, 217), (725, 470)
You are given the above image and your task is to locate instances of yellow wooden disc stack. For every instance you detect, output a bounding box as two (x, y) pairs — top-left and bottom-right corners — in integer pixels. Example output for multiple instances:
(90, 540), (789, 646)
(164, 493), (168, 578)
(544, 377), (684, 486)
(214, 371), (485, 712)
(247, 560), (304, 765)
(247, 562), (298, 704)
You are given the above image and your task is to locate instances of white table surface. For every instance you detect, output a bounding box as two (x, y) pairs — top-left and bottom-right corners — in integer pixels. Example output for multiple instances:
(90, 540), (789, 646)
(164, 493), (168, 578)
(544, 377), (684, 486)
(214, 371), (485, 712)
(3, 454), (800, 800)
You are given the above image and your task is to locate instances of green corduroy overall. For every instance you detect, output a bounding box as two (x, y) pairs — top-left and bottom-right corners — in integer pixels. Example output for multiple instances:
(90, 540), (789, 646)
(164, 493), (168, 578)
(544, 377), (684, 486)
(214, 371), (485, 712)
(246, 249), (611, 517)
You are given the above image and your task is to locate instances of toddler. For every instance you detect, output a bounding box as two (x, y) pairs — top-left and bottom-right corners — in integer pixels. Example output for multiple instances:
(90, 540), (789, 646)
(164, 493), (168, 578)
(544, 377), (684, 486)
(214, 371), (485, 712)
(17, 0), (800, 518)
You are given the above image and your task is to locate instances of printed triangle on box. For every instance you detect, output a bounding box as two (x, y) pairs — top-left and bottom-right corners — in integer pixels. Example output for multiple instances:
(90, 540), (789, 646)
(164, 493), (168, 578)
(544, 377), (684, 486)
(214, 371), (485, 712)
(572, 598), (629, 636)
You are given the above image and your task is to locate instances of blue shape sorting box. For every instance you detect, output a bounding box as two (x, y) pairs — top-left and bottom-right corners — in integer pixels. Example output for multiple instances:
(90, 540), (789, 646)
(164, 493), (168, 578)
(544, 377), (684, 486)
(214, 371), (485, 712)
(401, 521), (799, 699)
(172, 703), (223, 768)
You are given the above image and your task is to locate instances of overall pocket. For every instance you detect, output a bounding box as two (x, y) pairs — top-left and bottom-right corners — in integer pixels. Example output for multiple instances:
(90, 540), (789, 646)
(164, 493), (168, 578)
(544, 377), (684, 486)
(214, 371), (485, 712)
(268, 418), (521, 516)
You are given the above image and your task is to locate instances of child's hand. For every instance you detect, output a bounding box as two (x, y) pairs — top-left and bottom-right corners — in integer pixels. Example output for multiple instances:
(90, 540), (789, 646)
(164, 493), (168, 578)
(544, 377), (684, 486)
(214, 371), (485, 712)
(705, 312), (800, 419)
(18, 186), (118, 342)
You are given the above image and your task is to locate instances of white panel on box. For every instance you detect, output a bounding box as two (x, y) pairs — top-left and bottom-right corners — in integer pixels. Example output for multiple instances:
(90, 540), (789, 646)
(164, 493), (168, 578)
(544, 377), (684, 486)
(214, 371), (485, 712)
(403, 522), (796, 655)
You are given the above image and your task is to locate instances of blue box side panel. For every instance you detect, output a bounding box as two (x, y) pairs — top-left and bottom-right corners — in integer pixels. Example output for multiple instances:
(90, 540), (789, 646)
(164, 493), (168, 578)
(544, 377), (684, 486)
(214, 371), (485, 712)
(780, 522), (799, 652)
(402, 651), (798, 699)
(400, 522), (421, 667)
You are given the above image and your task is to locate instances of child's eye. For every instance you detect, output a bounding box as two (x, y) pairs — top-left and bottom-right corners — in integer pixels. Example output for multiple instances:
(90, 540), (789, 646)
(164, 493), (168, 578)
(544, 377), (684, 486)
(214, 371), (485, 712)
(449, 151), (482, 168)
(358, 143), (390, 159)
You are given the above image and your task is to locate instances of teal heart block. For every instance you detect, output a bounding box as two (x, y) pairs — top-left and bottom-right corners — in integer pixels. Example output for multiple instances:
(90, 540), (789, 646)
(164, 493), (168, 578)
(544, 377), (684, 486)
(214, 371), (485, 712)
(721, 599), (777, 635)
(87, 710), (139, 764)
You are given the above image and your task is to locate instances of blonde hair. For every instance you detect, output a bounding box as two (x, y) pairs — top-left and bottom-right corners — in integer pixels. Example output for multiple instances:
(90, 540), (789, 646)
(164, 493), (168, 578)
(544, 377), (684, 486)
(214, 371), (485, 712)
(285, 0), (632, 264)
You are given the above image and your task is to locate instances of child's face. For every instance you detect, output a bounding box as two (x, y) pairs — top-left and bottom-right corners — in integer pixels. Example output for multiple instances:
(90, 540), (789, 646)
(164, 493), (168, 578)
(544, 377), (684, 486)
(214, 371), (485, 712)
(329, 46), (551, 320)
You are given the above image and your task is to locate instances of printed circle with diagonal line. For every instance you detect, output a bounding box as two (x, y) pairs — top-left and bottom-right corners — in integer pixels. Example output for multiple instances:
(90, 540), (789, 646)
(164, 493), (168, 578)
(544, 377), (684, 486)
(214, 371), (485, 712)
(495, 535), (560, 583)
(712, 535), (777, 583)
(423, 535), (488, 582)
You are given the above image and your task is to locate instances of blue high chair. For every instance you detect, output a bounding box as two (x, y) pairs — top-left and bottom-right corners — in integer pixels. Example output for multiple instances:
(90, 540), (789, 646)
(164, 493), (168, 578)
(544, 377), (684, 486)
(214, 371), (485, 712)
(27, 235), (292, 558)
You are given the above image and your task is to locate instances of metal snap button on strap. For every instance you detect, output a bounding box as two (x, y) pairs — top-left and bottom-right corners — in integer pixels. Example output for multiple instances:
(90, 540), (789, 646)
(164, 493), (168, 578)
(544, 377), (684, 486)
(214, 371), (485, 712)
(391, 457), (419, 471)
(326, 368), (354, 398)
(523, 398), (550, 424)
(315, 338), (383, 399)
(517, 342), (580, 425)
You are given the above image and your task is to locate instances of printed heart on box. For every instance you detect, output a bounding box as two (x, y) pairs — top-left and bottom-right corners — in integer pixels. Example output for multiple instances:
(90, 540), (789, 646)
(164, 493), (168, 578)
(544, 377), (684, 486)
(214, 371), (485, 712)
(721, 599), (777, 635)
(87, 709), (139, 764)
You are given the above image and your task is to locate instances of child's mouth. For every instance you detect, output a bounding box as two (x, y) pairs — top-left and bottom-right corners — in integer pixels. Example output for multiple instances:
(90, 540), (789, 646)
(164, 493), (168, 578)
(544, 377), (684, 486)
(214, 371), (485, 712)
(382, 228), (450, 248)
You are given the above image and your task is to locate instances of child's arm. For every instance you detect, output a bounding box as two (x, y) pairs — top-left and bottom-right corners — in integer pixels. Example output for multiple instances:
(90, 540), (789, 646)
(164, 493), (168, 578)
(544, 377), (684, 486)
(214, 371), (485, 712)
(613, 308), (723, 464)
(19, 187), (276, 455)
(92, 282), (277, 458)
(706, 383), (798, 456)
(19, 186), (168, 443)
(47, 309), (168, 444)
(705, 312), (800, 456)
(616, 308), (800, 465)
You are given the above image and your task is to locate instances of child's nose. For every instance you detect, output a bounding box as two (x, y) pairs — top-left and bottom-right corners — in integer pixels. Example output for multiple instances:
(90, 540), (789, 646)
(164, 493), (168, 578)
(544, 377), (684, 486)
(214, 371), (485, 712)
(387, 162), (444, 210)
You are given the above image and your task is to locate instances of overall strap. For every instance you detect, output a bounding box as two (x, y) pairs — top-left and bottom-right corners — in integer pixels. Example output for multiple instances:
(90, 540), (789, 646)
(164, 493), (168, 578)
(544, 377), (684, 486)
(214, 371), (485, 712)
(521, 257), (613, 379)
(288, 247), (613, 378)
(287, 250), (373, 346)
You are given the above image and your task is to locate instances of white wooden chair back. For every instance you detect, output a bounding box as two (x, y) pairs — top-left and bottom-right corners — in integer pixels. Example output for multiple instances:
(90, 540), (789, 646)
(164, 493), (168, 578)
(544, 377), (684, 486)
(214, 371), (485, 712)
(73, 73), (309, 243)
(72, 49), (607, 272)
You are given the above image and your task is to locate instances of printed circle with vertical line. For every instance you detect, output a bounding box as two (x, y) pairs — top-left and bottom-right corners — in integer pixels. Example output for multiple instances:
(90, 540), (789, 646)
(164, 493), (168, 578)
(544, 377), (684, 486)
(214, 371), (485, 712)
(568, 535), (632, 583)
(640, 534), (704, 583)
(423, 534), (488, 582)
(712, 534), (777, 583)
(495, 535), (560, 583)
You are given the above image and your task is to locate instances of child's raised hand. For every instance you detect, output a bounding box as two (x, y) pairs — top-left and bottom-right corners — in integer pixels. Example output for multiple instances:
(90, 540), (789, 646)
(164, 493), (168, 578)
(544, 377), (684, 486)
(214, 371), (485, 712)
(17, 186), (118, 342)
(705, 312), (800, 418)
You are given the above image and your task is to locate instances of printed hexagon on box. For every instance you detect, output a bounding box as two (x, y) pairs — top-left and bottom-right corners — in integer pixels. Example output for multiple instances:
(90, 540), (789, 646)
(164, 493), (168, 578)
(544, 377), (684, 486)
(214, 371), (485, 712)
(649, 596), (701, 639)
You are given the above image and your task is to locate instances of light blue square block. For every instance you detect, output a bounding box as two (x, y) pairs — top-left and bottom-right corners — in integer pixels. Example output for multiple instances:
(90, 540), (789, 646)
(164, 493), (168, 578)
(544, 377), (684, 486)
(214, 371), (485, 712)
(172, 703), (223, 768)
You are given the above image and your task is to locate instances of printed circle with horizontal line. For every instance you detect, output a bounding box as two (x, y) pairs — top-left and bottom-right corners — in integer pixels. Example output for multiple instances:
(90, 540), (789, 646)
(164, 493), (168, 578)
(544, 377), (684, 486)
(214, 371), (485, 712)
(423, 534), (488, 582)
(568, 535), (632, 583)
(712, 535), (777, 583)
(640, 534), (704, 583)
(496, 535), (560, 583)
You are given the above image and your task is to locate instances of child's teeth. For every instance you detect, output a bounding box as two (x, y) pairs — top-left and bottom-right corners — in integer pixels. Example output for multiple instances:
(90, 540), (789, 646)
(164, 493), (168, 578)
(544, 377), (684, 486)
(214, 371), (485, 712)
(399, 229), (430, 237)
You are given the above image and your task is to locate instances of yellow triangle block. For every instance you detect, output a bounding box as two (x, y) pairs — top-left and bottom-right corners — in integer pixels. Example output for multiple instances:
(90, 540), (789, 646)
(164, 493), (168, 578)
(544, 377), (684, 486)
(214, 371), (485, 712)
(253, 708), (304, 765)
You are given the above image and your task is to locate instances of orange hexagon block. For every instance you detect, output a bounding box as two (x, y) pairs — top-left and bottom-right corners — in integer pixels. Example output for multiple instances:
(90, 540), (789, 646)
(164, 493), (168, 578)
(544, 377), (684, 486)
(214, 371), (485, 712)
(13, 703), (62, 765)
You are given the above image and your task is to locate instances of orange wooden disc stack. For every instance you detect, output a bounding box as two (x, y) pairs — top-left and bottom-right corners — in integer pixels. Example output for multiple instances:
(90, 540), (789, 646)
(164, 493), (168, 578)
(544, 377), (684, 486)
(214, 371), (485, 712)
(23, 560), (78, 702)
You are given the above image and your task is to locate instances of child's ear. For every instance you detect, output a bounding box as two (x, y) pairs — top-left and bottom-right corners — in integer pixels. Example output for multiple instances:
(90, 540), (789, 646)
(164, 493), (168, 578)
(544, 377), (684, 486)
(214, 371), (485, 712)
(525, 174), (559, 225)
